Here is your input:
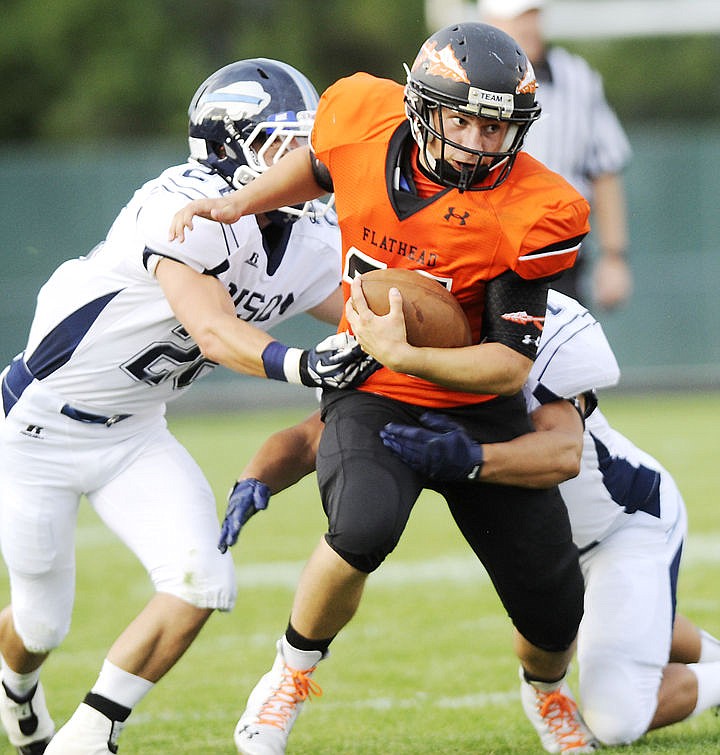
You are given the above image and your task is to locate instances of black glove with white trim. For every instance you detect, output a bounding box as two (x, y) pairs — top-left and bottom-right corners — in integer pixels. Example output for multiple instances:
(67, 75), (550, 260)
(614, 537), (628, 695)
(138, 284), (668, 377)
(262, 332), (380, 389)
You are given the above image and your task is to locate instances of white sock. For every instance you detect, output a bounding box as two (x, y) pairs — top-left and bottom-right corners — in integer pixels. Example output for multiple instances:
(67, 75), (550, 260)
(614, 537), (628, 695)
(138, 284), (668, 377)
(699, 630), (720, 663)
(688, 661), (720, 716)
(90, 659), (154, 710)
(280, 636), (323, 671)
(1, 656), (41, 699)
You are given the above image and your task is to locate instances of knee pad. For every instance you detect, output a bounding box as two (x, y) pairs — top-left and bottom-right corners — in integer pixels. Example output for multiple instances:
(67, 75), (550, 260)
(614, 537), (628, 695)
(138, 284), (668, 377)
(14, 611), (70, 654)
(583, 706), (648, 746)
(580, 654), (657, 745)
(512, 569), (584, 652)
(324, 535), (385, 574)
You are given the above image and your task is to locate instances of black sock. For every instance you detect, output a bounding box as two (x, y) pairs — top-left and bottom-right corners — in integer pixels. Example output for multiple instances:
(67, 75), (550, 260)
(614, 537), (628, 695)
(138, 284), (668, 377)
(285, 620), (334, 655)
(522, 670), (565, 685)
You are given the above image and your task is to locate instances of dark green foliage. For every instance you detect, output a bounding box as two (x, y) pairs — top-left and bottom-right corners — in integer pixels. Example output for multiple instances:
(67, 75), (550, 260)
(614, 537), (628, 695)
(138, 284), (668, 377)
(560, 34), (720, 123)
(3, 1), (717, 143)
(1, 0), (426, 142)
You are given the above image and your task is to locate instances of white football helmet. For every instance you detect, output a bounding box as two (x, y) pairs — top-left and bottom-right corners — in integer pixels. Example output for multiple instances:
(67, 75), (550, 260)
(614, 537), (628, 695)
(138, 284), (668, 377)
(188, 58), (326, 220)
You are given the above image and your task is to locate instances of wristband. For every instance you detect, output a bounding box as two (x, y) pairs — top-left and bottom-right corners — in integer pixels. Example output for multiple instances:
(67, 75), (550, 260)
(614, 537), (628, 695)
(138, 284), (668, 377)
(261, 341), (289, 381)
(261, 342), (305, 384)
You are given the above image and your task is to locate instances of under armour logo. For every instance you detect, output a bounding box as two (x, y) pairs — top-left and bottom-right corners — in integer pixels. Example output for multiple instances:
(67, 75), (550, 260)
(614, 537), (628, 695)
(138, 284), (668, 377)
(245, 252), (259, 267)
(444, 207), (470, 225)
(22, 424), (44, 438)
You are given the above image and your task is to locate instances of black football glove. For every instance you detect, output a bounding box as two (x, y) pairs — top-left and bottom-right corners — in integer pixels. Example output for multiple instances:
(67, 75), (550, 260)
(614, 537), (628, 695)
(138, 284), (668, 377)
(380, 412), (484, 481)
(261, 332), (381, 389)
(218, 478), (271, 553)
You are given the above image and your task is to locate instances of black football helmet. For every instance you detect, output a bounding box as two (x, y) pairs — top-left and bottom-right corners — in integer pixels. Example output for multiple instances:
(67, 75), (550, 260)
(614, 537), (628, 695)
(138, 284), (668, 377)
(404, 22), (541, 191)
(188, 58), (320, 218)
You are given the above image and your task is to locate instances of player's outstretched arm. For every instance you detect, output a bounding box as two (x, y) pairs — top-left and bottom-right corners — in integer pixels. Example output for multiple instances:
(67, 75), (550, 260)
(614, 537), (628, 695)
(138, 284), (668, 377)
(381, 399), (583, 488)
(480, 400), (584, 486)
(156, 257), (377, 388)
(168, 146), (325, 242)
(218, 411), (323, 551)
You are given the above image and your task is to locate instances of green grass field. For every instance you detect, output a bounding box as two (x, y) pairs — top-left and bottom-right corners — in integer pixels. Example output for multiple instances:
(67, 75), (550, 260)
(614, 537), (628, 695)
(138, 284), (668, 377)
(2, 392), (719, 753)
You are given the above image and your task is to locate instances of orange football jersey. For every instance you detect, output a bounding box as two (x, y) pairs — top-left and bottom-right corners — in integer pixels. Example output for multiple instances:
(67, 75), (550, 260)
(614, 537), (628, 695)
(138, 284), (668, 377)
(311, 73), (590, 408)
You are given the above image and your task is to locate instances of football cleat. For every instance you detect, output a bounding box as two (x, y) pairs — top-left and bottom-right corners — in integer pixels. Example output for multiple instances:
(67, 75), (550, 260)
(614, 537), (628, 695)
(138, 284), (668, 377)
(0, 680), (54, 754)
(520, 668), (600, 753)
(234, 640), (323, 755)
(43, 703), (124, 755)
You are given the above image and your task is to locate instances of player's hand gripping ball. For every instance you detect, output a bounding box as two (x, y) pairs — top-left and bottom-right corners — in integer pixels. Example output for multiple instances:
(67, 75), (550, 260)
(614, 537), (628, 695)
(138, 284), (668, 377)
(357, 268), (472, 348)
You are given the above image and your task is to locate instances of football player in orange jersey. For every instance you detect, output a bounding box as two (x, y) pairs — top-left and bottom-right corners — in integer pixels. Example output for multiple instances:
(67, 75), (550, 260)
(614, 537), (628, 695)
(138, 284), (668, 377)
(170, 23), (598, 754)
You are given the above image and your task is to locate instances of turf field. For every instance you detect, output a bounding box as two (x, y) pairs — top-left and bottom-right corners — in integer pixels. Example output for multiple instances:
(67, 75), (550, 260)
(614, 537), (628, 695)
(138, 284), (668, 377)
(1, 391), (719, 753)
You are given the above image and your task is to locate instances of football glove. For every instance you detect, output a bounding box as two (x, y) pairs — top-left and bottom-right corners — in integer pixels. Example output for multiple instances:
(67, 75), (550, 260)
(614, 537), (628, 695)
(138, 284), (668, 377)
(380, 412), (484, 481)
(218, 478), (271, 553)
(261, 332), (380, 389)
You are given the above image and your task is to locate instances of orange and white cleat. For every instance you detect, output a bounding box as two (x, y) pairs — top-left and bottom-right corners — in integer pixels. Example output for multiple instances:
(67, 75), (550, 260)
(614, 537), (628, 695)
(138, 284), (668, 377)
(234, 639), (324, 755)
(519, 668), (600, 753)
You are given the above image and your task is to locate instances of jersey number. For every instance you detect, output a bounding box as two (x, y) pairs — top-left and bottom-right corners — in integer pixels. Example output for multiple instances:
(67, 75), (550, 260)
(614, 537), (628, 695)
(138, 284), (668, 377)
(121, 325), (214, 390)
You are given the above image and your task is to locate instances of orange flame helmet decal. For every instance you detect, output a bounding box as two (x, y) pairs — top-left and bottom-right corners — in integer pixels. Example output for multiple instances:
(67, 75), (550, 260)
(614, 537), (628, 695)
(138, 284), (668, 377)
(516, 60), (538, 95)
(412, 41), (470, 85)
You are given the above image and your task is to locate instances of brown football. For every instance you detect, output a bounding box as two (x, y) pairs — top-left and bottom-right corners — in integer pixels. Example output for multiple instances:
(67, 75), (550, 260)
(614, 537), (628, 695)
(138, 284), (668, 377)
(356, 268), (472, 348)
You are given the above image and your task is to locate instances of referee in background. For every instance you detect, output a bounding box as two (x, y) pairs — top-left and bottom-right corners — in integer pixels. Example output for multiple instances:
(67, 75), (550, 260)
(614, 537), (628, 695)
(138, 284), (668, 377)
(481, 0), (633, 311)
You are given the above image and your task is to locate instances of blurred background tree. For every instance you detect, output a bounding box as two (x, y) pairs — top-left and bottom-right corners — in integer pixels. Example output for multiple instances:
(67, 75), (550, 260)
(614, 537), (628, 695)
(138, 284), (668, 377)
(2, 0), (718, 145)
(1, 0), (427, 143)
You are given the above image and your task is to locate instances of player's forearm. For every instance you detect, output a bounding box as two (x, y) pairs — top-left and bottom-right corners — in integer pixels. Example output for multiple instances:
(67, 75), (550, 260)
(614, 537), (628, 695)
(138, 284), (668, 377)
(194, 314), (274, 377)
(157, 257), (278, 377)
(591, 172), (628, 258)
(388, 341), (532, 396)
(241, 412), (321, 493)
(481, 400), (584, 486)
(224, 146), (325, 218)
(480, 428), (582, 487)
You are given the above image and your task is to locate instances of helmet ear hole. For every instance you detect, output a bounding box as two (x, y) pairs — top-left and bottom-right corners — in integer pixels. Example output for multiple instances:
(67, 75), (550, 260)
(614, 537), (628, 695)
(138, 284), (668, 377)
(210, 142), (226, 159)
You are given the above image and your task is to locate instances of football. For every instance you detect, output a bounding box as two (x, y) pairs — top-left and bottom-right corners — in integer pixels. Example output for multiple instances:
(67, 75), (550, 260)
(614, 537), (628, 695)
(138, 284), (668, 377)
(355, 268), (472, 348)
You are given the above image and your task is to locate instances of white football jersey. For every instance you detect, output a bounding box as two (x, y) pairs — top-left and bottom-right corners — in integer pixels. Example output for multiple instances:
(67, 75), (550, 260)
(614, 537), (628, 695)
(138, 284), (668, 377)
(525, 290), (670, 549)
(17, 162), (341, 415)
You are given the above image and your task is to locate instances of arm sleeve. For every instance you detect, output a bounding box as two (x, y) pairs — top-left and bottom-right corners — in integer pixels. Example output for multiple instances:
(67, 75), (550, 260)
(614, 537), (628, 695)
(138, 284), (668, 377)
(483, 271), (549, 359)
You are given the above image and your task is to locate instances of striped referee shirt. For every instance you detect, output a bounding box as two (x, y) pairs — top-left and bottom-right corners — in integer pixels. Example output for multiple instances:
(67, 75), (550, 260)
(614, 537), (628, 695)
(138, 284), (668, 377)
(524, 47), (631, 201)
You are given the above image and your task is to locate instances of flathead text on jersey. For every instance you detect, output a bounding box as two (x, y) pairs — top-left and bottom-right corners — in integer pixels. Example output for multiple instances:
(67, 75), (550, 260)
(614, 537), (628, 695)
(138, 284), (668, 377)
(361, 226), (438, 267)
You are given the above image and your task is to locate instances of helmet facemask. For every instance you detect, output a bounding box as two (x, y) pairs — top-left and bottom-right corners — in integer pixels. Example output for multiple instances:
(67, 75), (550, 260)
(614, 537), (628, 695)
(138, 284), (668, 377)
(225, 112), (316, 220)
(405, 80), (534, 192)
